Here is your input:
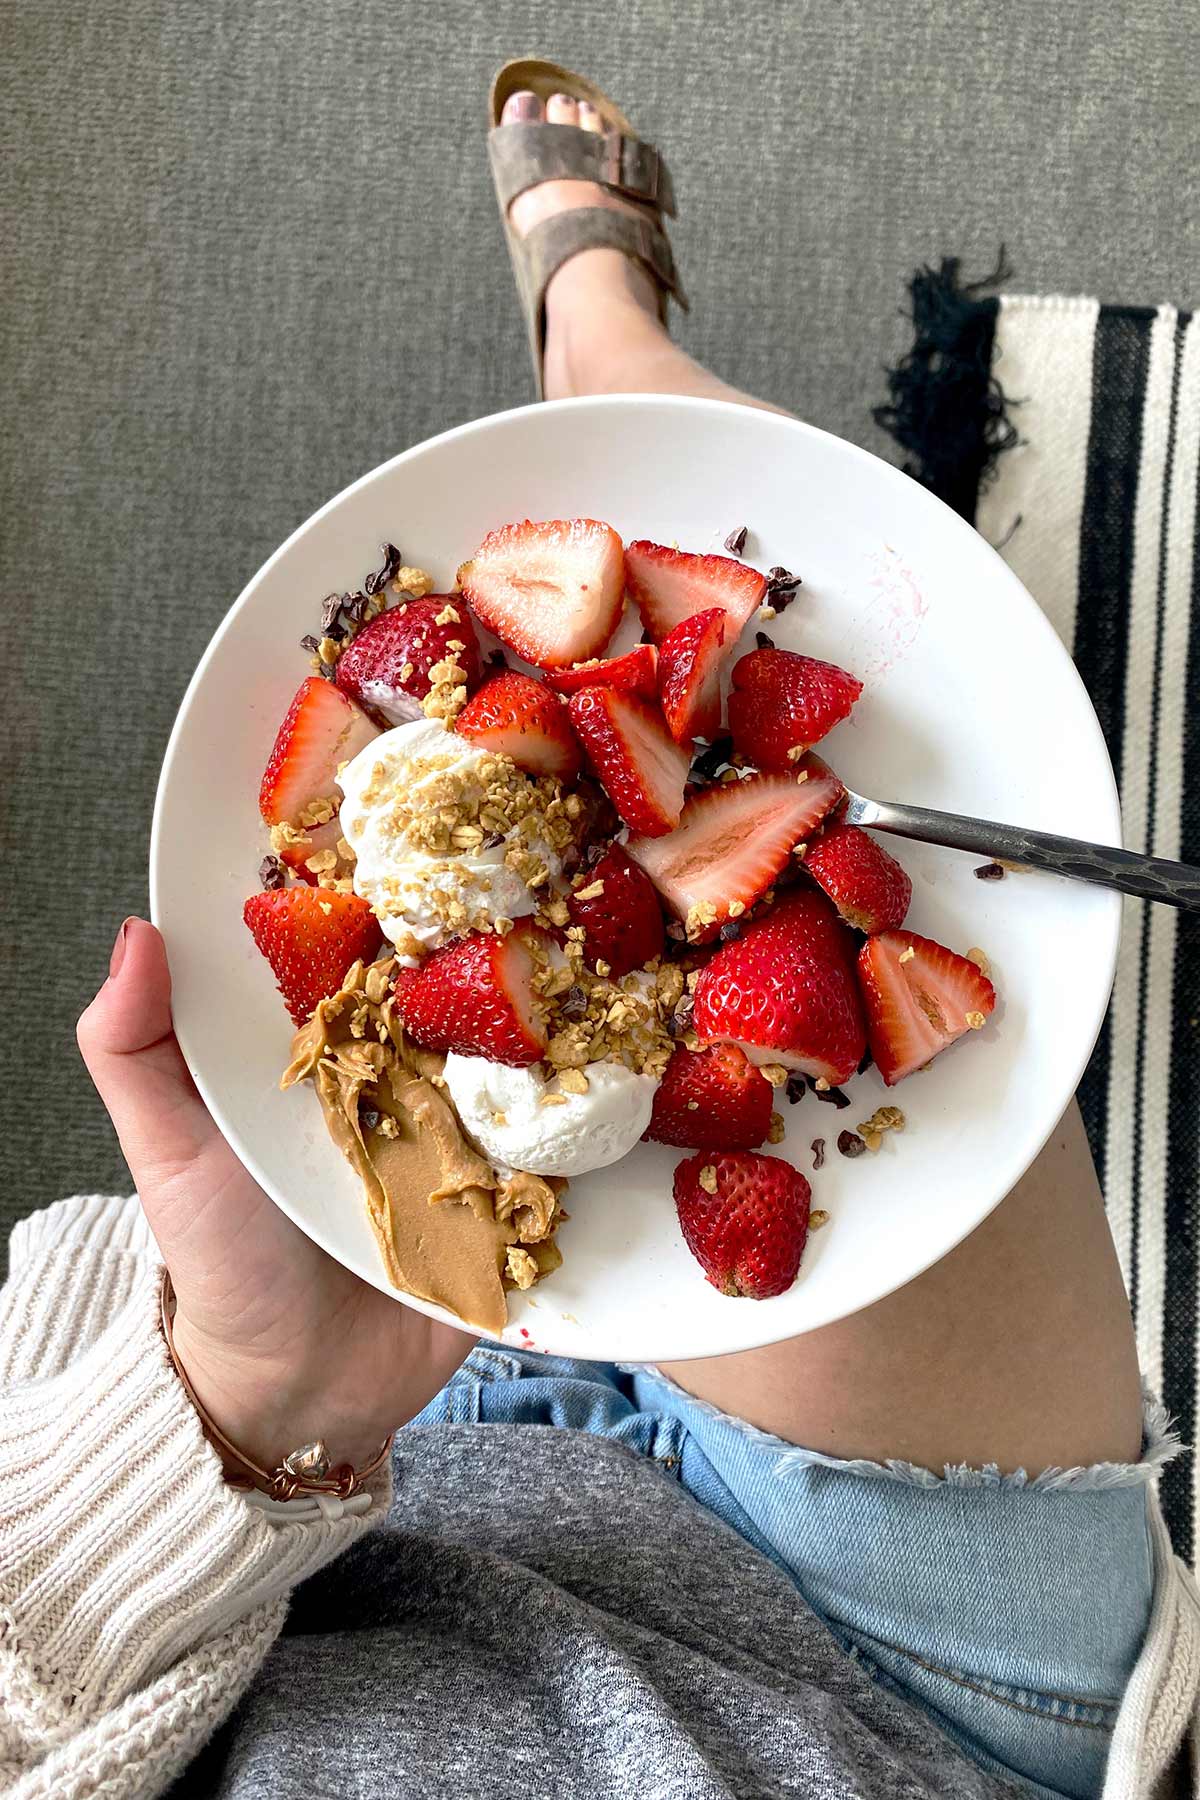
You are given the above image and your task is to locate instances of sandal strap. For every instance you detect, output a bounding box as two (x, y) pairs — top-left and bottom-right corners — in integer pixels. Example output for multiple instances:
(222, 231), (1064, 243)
(489, 122), (677, 217)
(517, 206), (689, 323)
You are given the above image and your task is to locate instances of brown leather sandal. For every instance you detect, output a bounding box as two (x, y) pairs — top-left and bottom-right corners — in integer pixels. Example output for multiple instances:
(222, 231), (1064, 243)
(488, 57), (688, 398)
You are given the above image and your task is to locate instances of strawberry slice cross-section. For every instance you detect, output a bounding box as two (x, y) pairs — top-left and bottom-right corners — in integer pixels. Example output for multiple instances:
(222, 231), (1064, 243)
(259, 675), (379, 828)
(543, 643), (658, 702)
(391, 926), (549, 1066)
(457, 518), (625, 669)
(567, 687), (689, 837)
(857, 929), (996, 1085)
(626, 769), (844, 940)
(625, 541), (767, 644)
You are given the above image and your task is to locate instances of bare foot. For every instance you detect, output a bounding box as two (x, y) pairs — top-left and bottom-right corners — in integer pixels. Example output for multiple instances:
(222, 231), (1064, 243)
(500, 88), (668, 398)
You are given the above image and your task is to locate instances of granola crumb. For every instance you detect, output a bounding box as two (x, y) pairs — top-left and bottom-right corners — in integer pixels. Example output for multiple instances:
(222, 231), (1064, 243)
(758, 603), (777, 621)
(814, 1077), (830, 1092)
(393, 566), (434, 597)
(760, 1063), (789, 1088)
(574, 879), (605, 901)
(966, 946), (991, 975)
(767, 1112), (786, 1145)
(557, 1068), (590, 1096)
(698, 1165), (718, 1194)
(594, 959), (611, 978)
(899, 945), (915, 964)
(792, 841), (808, 858)
(727, 899), (745, 918)
(318, 900), (333, 916)
(787, 745), (805, 763)
(491, 1111), (508, 1127)
(539, 1093), (569, 1107)
(318, 636), (342, 666)
(494, 916), (514, 936)
(434, 602), (462, 627)
(685, 899), (720, 940)
(505, 1246), (539, 1290)
(808, 1209), (830, 1230)
(376, 1113), (399, 1139)
(966, 1010), (987, 1030)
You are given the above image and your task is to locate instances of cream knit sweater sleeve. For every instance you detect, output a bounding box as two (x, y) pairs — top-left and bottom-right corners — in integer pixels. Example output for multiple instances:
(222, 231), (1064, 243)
(0, 1194), (391, 1800)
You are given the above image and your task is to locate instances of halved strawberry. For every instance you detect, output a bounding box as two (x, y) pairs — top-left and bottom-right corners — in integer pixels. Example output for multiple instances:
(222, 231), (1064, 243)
(804, 824), (912, 933)
(728, 647), (862, 770)
(259, 677), (378, 828)
(391, 926), (548, 1066)
(457, 519), (625, 669)
(567, 688), (689, 837)
(646, 1042), (774, 1150)
(243, 888), (382, 1026)
(857, 930), (996, 1085)
(626, 771), (844, 939)
(625, 541), (767, 644)
(693, 889), (866, 1084)
(657, 607), (727, 744)
(455, 670), (581, 782)
(674, 1149), (811, 1298)
(567, 843), (664, 978)
(334, 596), (483, 726)
(543, 643), (659, 702)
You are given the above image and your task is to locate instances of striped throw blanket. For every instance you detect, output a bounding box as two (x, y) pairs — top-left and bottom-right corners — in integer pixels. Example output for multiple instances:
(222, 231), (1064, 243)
(878, 278), (1199, 1560)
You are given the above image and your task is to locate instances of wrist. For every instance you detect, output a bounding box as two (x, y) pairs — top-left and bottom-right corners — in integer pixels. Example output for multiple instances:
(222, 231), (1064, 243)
(170, 1310), (395, 1474)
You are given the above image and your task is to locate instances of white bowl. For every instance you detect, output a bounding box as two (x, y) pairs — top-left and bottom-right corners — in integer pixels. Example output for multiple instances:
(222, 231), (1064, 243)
(151, 396), (1120, 1362)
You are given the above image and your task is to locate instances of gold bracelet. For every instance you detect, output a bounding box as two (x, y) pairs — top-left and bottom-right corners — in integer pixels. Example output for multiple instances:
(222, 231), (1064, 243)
(159, 1267), (393, 1502)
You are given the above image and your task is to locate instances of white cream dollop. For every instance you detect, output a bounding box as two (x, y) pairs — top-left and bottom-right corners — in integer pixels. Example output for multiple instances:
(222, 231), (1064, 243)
(338, 718), (560, 960)
(442, 1054), (658, 1177)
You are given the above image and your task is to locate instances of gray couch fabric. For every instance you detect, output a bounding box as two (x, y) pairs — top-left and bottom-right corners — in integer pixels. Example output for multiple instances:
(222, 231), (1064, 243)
(3, 0), (1197, 1244)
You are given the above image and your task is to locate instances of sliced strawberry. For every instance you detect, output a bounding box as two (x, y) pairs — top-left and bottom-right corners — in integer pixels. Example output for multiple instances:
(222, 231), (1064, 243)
(334, 597), (483, 727)
(455, 670), (581, 782)
(693, 889), (866, 1084)
(457, 519), (625, 669)
(857, 930), (996, 1085)
(259, 676), (379, 827)
(674, 1150), (810, 1298)
(646, 1043), (774, 1150)
(625, 541), (767, 644)
(567, 688), (689, 837)
(391, 926), (548, 1066)
(543, 643), (659, 702)
(243, 888), (382, 1026)
(657, 608), (727, 744)
(626, 771), (843, 940)
(567, 843), (665, 978)
(728, 647), (862, 770)
(804, 824), (912, 933)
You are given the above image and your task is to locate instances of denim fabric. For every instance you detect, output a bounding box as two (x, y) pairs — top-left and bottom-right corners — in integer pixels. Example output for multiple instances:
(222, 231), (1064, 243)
(411, 1346), (1170, 1800)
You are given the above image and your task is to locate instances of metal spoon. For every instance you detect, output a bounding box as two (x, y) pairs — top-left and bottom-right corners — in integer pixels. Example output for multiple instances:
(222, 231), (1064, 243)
(843, 791), (1200, 911)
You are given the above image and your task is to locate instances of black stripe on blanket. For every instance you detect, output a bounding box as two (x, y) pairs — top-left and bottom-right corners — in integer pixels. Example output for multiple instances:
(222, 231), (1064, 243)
(1162, 362), (1199, 1559)
(1072, 311), (1152, 1257)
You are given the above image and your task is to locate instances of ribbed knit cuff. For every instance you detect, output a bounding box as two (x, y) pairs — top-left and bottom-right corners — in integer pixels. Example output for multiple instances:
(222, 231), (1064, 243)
(0, 1196), (390, 1719)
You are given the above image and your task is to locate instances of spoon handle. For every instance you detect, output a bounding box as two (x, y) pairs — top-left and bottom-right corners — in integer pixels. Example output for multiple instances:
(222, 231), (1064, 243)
(845, 795), (1200, 912)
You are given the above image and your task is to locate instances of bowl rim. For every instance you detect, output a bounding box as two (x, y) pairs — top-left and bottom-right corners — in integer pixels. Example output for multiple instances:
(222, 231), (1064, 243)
(150, 393), (1122, 1355)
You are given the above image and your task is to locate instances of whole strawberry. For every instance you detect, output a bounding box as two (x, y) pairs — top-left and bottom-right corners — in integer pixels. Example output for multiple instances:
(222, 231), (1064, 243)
(674, 1149), (811, 1298)
(728, 647), (862, 771)
(391, 926), (548, 1066)
(804, 823), (912, 933)
(567, 843), (664, 978)
(243, 888), (382, 1025)
(692, 888), (866, 1085)
(646, 1043), (774, 1150)
(335, 596), (483, 726)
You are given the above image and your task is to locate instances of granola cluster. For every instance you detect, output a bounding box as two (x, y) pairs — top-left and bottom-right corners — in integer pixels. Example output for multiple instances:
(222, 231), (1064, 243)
(524, 936), (681, 1086)
(267, 810), (357, 894)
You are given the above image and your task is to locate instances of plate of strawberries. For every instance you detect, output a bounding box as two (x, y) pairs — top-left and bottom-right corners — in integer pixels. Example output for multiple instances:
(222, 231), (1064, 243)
(151, 395), (1120, 1360)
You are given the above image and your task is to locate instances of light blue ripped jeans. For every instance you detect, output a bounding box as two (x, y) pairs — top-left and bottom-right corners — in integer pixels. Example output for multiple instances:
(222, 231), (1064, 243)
(411, 1344), (1179, 1800)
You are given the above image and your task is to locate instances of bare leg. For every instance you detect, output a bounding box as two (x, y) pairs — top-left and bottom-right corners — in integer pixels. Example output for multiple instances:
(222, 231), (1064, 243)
(504, 91), (1142, 1472)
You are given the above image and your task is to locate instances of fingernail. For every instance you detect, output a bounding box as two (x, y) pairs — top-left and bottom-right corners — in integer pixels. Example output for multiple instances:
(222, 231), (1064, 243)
(109, 918), (133, 979)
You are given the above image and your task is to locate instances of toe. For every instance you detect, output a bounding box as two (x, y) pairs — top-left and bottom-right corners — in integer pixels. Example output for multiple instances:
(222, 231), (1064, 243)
(501, 88), (542, 124)
(546, 92), (579, 127)
(578, 100), (605, 134)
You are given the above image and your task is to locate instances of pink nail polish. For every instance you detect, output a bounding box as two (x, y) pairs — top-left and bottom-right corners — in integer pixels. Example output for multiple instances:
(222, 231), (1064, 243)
(109, 918), (133, 978)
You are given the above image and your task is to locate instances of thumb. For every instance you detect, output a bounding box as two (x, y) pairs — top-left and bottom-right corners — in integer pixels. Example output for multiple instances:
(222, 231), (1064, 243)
(77, 917), (243, 1197)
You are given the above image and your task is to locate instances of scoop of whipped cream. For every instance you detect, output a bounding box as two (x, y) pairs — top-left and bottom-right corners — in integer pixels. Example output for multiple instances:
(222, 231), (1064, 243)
(338, 718), (561, 961)
(443, 1054), (658, 1177)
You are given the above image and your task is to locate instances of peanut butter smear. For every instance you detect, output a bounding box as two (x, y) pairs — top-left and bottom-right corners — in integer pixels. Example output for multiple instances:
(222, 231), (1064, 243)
(282, 956), (563, 1335)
